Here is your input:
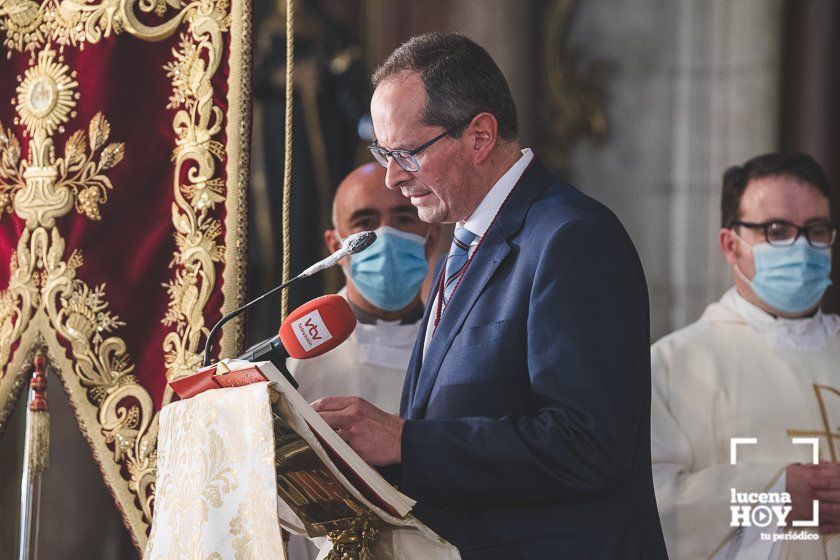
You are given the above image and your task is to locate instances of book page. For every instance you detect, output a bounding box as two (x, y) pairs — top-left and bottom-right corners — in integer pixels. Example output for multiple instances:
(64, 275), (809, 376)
(247, 360), (415, 515)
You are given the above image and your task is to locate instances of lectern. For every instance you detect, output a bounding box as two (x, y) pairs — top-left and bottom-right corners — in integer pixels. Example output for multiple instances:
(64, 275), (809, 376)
(145, 361), (460, 560)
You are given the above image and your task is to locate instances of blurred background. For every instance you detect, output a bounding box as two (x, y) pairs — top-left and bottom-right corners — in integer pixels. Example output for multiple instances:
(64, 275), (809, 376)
(1, 0), (838, 558)
(244, 0), (840, 343)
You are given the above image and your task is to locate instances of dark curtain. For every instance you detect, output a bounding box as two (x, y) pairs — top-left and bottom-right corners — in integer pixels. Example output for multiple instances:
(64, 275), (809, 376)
(247, 0), (370, 343)
(780, 0), (840, 312)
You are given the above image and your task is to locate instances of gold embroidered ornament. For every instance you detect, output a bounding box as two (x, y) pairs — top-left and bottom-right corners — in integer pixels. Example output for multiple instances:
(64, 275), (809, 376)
(0, 0), (47, 53)
(0, 0), (123, 54)
(14, 47), (79, 136)
(0, 0), (251, 549)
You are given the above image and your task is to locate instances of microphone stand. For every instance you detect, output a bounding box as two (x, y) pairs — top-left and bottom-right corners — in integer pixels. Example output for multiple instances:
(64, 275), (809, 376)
(202, 230), (376, 367)
(203, 276), (298, 367)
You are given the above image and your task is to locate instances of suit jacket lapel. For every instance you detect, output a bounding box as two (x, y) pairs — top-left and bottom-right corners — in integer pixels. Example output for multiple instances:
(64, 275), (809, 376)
(400, 254), (445, 416)
(407, 229), (509, 418)
(407, 160), (554, 418)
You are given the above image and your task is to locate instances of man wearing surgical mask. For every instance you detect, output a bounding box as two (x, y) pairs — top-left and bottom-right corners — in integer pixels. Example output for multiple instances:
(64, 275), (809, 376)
(285, 162), (440, 560)
(288, 161), (441, 415)
(651, 152), (840, 560)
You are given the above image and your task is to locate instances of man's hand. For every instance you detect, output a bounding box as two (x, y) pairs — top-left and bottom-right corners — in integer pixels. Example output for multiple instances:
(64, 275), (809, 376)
(311, 396), (404, 466)
(788, 462), (840, 533)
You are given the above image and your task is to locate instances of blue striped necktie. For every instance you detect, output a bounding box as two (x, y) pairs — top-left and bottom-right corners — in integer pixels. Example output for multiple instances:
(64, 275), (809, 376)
(442, 226), (478, 306)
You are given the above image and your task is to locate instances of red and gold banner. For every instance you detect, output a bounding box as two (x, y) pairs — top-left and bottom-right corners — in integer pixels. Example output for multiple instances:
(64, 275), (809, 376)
(0, 0), (251, 549)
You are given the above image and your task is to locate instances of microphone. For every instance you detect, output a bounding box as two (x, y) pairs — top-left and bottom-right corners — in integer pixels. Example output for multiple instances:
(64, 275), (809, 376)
(236, 295), (357, 386)
(202, 230), (376, 367)
(278, 294), (357, 358)
(297, 230), (377, 278)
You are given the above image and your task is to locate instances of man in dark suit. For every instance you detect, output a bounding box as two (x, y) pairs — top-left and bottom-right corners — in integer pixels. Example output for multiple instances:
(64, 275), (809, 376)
(313, 32), (668, 559)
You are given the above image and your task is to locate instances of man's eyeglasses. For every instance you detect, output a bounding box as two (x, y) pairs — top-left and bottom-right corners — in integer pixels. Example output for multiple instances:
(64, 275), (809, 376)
(368, 121), (470, 173)
(729, 220), (837, 248)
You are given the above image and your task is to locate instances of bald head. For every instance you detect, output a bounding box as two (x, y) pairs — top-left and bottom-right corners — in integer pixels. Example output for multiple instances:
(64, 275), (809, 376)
(325, 162), (442, 318)
(332, 163), (388, 228)
(329, 162), (434, 240)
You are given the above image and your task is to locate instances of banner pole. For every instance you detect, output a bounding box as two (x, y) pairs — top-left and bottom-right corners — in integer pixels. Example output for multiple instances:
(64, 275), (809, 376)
(17, 353), (49, 560)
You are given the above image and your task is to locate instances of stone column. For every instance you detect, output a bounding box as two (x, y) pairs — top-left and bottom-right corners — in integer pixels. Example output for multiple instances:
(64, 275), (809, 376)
(568, 0), (782, 337)
(444, 0), (539, 145)
(670, 0), (782, 329)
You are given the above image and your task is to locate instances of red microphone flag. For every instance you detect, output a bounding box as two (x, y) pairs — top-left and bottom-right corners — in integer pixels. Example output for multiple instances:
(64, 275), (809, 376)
(170, 295), (357, 398)
(279, 295), (357, 359)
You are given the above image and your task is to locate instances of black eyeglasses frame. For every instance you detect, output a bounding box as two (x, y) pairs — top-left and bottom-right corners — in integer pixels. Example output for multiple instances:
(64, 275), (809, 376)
(729, 219), (837, 248)
(367, 119), (472, 172)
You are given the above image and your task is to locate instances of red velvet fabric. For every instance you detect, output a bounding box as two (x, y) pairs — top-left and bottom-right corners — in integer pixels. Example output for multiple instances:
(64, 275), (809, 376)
(0, 32), (235, 409)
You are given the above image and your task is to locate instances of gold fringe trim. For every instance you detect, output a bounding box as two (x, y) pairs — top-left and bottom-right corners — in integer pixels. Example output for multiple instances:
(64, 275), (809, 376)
(26, 408), (49, 475)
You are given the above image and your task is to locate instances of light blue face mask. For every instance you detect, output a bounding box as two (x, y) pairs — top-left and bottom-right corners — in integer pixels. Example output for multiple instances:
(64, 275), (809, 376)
(342, 226), (429, 311)
(734, 236), (833, 314)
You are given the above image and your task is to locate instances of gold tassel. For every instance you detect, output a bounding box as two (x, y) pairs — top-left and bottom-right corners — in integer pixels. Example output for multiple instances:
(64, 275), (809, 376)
(27, 407), (49, 474)
(27, 352), (49, 475)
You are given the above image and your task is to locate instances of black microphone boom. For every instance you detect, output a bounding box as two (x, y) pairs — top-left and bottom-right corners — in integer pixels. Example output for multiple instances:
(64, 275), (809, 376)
(202, 275), (298, 366)
(201, 230), (378, 367)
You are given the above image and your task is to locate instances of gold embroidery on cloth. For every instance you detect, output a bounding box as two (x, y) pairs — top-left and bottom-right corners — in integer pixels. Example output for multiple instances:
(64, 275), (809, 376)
(0, 0), (50, 53)
(159, 8), (230, 383)
(0, 0), (123, 55)
(153, 399), (236, 560)
(787, 383), (840, 554)
(0, 43), (161, 528)
(229, 476), (283, 560)
(15, 47), (79, 136)
(788, 384), (840, 462)
(0, 0), (246, 548)
(106, 0), (232, 386)
(146, 385), (286, 560)
(0, 48), (127, 362)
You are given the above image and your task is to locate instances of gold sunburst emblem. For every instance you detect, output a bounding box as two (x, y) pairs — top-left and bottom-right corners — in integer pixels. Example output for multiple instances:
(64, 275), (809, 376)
(14, 47), (79, 137)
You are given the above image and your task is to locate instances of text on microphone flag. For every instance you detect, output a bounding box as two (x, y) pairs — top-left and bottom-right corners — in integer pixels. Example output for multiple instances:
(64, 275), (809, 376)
(292, 309), (334, 351)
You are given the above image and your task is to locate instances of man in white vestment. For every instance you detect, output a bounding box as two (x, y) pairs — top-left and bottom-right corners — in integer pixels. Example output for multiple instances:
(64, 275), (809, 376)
(652, 152), (840, 560)
(285, 162), (440, 560)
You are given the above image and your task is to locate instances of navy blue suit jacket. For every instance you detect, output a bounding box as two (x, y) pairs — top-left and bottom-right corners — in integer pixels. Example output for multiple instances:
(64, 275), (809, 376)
(397, 161), (667, 559)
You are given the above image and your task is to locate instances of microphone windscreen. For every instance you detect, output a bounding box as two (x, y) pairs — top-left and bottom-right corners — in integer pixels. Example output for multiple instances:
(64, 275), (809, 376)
(279, 295), (356, 359)
(343, 230), (377, 255)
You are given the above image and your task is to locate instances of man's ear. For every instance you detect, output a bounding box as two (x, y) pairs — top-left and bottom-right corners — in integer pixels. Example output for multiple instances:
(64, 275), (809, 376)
(718, 228), (738, 265)
(324, 229), (342, 255)
(424, 224), (443, 260)
(469, 112), (499, 166)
